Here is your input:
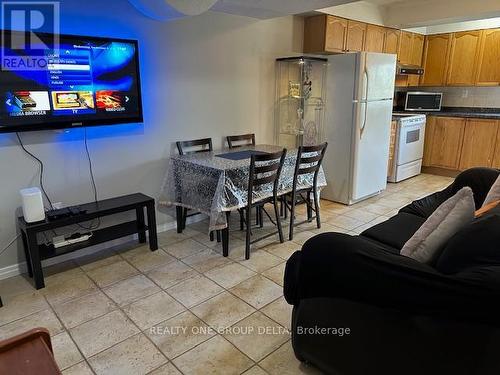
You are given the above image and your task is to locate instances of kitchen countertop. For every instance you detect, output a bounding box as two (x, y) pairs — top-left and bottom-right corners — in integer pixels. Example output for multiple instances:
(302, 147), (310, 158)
(393, 107), (500, 120)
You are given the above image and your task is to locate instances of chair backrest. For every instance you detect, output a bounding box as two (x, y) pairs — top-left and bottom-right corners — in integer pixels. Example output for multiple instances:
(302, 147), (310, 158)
(292, 143), (328, 192)
(248, 149), (287, 206)
(176, 138), (213, 155)
(227, 134), (256, 149)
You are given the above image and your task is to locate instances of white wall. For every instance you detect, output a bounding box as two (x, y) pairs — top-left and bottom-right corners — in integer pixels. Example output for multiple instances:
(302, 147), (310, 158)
(319, 1), (385, 25)
(0, 0), (304, 273)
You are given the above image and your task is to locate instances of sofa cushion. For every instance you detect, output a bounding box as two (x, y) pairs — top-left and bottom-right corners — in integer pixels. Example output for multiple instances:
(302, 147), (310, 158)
(483, 175), (500, 206)
(360, 212), (426, 250)
(436, 211), (500, 275)
(400, 187), (475, 264)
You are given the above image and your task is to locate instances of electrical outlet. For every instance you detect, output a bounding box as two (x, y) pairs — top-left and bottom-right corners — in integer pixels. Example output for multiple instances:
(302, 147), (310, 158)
(461, 89), (469, 98)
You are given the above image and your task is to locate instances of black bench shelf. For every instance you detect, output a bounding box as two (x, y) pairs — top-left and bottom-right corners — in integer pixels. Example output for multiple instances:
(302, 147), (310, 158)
(17, 193), (158, 289)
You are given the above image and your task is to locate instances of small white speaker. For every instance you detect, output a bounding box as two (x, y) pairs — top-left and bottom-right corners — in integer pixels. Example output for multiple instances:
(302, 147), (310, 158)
(20, 187), (45, 223)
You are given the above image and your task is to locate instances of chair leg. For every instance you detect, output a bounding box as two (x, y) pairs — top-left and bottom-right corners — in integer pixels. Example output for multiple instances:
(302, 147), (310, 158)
(274, 197), (284, 243)
(306, 192), (313, 222)
(289, 193), (296, 241)
(245, 204), (252, 260)
(210, 231), (214, 241)
(239, 209), (244, 231)
(259, 206), (264, 228)
(314, 191), (321, 229)
(216, 230), (221, 243)
(182, 208), (188, 230)
(255, 207), (260, 226)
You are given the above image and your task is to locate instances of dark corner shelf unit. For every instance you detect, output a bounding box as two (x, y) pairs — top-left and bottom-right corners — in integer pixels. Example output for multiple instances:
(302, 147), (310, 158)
(17, 193), (158, 289)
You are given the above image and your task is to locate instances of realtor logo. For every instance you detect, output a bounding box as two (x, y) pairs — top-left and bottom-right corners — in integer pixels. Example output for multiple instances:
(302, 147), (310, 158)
(1, 1), (60, 71)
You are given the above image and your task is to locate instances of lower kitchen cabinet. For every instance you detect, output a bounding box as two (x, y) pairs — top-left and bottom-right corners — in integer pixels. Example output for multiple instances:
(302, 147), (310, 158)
(459, 119), (499, 170)
(423, 116), (500, 172)
(493, 128), (500, 169)
(428, 117), (466, 170)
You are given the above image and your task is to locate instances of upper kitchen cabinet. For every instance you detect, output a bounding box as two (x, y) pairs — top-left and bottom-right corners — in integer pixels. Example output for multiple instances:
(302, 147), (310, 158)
(446, 30), (481, 86)
(420, 33), (451, 86)
(325, 16), (348, 53)
(365, 24), (386, 53)
(475, 28), (500, 86)
(407, 33), (425, 86)
(346, 20), (367, 52)
(383, 28), (400, 55)
(304, 15), (347, 53)
(398, 31), (413, 64)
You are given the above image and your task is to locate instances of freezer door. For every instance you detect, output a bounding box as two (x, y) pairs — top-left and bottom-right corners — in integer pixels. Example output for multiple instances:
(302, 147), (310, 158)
(357, 52), (397, 102)
(351, 99), (393, 201)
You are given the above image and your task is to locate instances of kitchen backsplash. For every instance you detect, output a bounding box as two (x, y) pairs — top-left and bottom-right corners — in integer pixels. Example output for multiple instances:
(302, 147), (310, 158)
(395, 86), (500, 108)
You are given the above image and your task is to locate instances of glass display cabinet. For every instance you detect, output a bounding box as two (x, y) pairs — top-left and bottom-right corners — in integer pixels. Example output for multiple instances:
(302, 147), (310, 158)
(275, 56), (327, 148)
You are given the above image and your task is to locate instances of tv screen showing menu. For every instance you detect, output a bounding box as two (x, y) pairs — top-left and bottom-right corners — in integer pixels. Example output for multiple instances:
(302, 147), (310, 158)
(0, 31), (143, 133)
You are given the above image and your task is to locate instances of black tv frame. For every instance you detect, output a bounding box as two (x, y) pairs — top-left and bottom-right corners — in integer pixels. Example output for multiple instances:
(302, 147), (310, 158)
(0, 30), (144, 133)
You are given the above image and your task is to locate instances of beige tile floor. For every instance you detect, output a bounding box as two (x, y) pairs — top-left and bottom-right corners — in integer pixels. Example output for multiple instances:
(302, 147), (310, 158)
(0, 174), (452, 375)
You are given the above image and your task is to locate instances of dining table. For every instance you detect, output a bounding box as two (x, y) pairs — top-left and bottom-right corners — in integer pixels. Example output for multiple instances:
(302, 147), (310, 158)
(159, 144), (327, 256)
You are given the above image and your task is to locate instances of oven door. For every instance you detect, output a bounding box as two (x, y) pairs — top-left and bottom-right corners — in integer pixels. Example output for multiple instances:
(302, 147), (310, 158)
(397, 122), (426, 165)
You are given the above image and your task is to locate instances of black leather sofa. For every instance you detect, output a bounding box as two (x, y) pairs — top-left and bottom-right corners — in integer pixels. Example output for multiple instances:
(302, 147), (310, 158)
(284, 168), (500, 375)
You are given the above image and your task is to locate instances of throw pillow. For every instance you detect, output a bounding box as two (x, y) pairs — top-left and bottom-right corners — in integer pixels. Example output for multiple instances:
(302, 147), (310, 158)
(475, 199), (500, 218)
(400, 187), (475, 263)
(483, 175), (500, 206)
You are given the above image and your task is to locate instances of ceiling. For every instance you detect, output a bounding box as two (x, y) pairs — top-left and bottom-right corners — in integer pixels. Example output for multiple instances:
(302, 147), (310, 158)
(128, 0), (500, 28)
(128, 0), (359, 21)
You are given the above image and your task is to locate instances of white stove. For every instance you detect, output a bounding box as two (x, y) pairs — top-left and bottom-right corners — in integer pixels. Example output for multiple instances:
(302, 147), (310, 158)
(388, 113), (426, 183)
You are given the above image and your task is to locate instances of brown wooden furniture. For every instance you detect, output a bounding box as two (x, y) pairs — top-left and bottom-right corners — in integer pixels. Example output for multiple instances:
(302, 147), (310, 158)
(475, 28), (500, 86)
(423, 116), (500, 174)
(446, 30), (481, 86)
(420, 28), (500, 87)
(420, 33), (451, 86)
(364, 24), (385, 53)
(285, 143), (328, 241)
(0, 328), (61, 375)
(383, 28), (400, 55)
(243, 149), (286, 259)
(346, 20), (366, 52)
(303, 14), (423, 67)
(226, 134), (256, 149)
(176, 138), (213, 155)
(398, 31), (413, 65)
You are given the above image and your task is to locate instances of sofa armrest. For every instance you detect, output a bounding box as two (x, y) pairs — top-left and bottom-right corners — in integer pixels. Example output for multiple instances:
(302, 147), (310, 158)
(284, 232), (500, 324)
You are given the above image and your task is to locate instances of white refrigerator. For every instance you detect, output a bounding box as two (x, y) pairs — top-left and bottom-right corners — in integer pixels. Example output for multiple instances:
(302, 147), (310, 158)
(322, 52), (396, 205)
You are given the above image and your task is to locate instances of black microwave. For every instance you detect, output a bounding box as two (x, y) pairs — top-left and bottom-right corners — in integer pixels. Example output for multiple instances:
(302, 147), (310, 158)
(396, 92), (443, 111)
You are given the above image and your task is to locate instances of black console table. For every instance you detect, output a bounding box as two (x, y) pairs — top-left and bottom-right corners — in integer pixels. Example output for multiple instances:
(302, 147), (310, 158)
(17, 193), (158, 289)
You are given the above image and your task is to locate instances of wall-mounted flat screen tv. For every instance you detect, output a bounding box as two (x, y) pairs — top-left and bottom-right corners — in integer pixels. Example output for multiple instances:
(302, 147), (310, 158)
(0, 31), (143, 133)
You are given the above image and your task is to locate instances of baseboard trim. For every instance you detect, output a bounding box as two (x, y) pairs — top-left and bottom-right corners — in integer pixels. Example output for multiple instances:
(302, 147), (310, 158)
(0, 213), (207, 281)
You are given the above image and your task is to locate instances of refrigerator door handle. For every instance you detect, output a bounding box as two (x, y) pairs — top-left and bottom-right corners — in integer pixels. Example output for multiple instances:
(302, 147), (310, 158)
(360, 69), (369, 139)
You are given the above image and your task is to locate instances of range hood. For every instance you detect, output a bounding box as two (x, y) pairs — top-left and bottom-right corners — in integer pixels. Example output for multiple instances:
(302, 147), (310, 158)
(397, 64), (424, 76)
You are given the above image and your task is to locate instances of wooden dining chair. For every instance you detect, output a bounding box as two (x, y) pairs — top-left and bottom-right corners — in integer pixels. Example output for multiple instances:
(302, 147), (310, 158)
(175, 138), (218, 240)
(226, 134), (256, 149)
(284, 143), (328, 241)
(240, 149), (287, 260)
(176, 138), (213, 155)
